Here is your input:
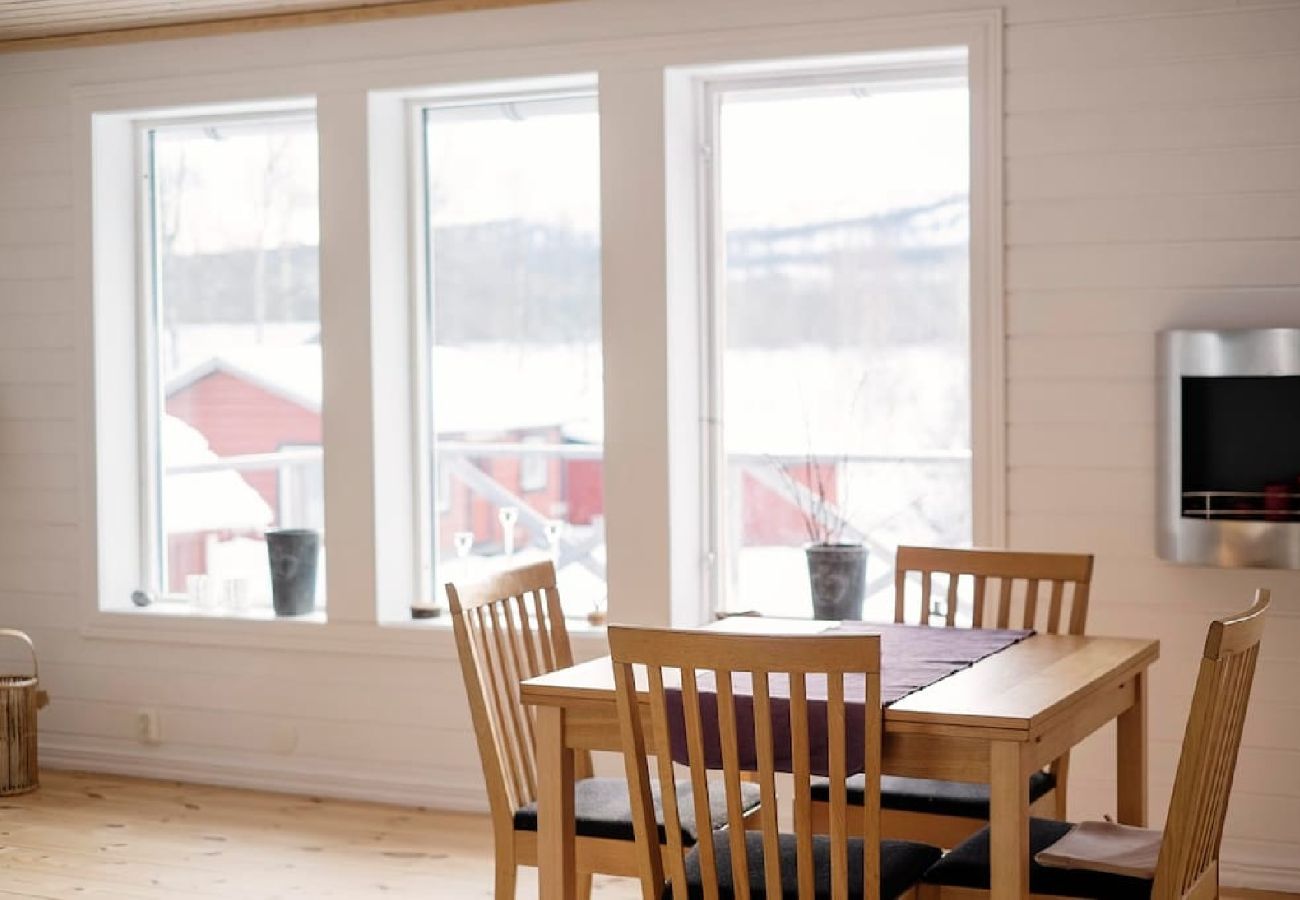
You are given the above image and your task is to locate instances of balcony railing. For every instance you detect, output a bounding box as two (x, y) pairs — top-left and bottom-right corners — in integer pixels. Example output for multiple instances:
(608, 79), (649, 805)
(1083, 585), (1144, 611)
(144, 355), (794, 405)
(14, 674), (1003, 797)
(167, 442), (970, 615)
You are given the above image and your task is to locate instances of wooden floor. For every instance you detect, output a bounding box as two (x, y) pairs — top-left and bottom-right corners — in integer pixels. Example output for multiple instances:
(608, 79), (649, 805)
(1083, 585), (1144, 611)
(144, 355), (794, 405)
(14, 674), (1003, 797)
(0, 771), (1291, 899)
(0, 770), (640, 898)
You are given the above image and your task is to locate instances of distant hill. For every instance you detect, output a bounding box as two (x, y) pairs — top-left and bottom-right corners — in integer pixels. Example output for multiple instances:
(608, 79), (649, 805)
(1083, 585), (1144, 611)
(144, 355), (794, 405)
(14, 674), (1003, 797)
(160, 195), (966, 350)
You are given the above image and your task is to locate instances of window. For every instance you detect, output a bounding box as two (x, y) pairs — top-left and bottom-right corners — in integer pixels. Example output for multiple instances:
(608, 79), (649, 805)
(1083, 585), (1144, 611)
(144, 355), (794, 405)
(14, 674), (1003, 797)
(140, 110), (323, 614)
(703, 51), (973, 620)
(418, 83), (605, 618)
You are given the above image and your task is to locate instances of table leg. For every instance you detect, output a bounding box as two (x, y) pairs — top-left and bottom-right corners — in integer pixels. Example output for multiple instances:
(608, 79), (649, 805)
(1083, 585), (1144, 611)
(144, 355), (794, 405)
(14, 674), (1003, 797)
(536, 706), (576, 900)
(989, 740), (1029, 900)
(1116, 667), (1149, 826)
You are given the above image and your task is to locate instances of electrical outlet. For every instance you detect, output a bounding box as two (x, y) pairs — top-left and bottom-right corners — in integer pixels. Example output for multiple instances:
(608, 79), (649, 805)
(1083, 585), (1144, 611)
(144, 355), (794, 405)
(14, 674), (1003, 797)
(136, 708), (161, 745)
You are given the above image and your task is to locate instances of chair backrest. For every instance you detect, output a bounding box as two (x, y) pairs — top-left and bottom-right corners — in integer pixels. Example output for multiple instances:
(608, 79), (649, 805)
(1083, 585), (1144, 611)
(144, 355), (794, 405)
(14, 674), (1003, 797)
(446, 560), (575, 829)
(893, 546), (1094, 634)
(1152, 590), (1269, 900)
(610, 626), (884, 900)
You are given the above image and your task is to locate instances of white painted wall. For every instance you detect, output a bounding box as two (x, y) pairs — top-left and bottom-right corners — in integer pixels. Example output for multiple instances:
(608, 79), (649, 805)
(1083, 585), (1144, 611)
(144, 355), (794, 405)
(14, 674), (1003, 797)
(1, 0), (1299, 890)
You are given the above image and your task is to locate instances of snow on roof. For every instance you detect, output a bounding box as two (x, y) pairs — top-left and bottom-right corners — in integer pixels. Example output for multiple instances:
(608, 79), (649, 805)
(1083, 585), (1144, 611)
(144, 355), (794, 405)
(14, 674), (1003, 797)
(167, 345), (325, 413)
(163, 339), (966, 456)
(166, 342), (607, 436)
(162, 415), (274, 533)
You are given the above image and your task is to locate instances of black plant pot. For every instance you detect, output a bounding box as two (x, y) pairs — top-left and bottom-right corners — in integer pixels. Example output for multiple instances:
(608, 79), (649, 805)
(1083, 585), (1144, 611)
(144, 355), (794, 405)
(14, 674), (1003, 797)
(805, 543), (868, 621)
(266, 529), (320, 617)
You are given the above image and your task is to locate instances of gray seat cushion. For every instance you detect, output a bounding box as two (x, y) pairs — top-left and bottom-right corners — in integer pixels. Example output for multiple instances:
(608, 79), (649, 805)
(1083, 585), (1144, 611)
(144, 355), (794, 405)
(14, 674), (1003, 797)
(922, 817), (1154, 899)
(513, 777), (761, 845)
(810, 771), (1056, 819)
(669, 830), (941, 899)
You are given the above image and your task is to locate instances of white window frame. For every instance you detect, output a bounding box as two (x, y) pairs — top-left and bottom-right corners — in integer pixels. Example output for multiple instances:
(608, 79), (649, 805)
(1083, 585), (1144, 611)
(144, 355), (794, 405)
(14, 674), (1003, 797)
(435, 462), (453, 514)
(683, 48), (997, 617)
(134, 108), (320, 605)
(77, 9), (1000, 646)
(406, 76), (600, 609)
(89, 100), (322, 619)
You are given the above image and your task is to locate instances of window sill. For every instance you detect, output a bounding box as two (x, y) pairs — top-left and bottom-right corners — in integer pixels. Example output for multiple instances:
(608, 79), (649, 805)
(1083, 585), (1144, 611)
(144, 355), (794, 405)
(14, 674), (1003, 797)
(379, 612), (608, 632)
(83, 608), (456, 659)
(82, 608), (609, 658)
(107, 602), (328, 624)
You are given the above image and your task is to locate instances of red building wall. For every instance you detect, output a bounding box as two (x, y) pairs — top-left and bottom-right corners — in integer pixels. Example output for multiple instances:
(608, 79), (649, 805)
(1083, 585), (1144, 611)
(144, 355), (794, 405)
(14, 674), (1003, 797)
(164, 372), (323, 593)
(167, 370), (322, 512)
(167, 371), (819, 586)
(741, 462), (840, 545)
(564, 457), (603, 525)
(436, 427), (574, 554)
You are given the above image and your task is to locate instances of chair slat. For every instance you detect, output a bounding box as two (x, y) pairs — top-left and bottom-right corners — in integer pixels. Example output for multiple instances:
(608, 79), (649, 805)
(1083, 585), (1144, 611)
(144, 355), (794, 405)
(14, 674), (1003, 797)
(1022, 578), (1040, 629)
(474, 605), (525, 808)
(512, 593), (540, 679)
(1186, 660), (1231, 876)
(531, 590), (557, 672)
(498, 602), (539, 801)
(1046, 581), (1065, 634)
(893, 566), (907, 627)
(996, 578), (1013, 629)
(614, 660), (665, 900)
(680, 667), (721, 900)
(827, 671), (848, 900)
(862, 671), (882, 900)
(920, 571), (933, 625)
(789, 672), (816, 900)
(751, 671), (783, 900)
(944, 573), (960, 627)
(972, 574), (987, 628)
(1069, 580), (1091, 635)
(493, 600), (538, 800)
(646, 666), (691, 900)
(715, 670), (753, 899)
(543, 585), (575, 669)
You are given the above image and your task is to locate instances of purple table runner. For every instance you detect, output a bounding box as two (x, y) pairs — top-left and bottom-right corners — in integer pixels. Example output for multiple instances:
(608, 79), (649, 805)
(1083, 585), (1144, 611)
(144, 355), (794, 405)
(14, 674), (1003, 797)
(665, 622), (1032, 776)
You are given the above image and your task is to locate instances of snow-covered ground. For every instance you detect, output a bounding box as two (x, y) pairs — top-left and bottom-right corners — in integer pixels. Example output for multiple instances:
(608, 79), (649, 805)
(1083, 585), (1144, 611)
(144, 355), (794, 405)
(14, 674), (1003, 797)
(160, 328), (971, 619)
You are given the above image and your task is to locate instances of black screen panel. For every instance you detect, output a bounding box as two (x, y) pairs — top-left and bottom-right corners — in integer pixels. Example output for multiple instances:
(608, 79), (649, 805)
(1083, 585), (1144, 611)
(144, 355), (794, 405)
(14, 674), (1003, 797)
(1182, 376), (1300, 518)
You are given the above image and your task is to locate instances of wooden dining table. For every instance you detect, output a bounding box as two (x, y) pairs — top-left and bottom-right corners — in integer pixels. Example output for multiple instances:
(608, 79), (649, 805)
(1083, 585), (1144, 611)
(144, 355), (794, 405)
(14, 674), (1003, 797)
(520, 618), (1159, 900)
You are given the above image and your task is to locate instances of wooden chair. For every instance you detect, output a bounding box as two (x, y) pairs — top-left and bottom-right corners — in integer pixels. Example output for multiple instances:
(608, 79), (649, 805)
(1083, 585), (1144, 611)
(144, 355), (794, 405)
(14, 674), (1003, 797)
(919, 589), (1270, 899)
(811, 546), (1095, 848)
(448, 560), (761, 899)
(609, 625), (942, 899)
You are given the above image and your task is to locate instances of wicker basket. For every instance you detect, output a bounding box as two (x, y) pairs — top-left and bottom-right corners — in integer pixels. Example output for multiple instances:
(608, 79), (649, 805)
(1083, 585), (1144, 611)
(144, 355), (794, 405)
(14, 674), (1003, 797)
(0, 629), (47, 796)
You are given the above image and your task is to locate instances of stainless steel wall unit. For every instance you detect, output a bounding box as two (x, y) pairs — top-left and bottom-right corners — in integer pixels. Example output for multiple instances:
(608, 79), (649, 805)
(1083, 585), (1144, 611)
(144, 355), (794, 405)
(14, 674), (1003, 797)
(1158, 328), (1300, 570)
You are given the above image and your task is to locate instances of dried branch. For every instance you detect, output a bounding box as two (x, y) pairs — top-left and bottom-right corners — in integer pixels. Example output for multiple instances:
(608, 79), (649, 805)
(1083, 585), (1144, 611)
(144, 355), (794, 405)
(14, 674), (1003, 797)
(766, 369), (870, 546)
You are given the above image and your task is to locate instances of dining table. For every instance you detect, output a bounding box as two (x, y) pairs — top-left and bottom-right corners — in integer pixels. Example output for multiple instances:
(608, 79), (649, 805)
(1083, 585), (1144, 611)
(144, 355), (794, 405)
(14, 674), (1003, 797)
(519, 616), (1159, 900)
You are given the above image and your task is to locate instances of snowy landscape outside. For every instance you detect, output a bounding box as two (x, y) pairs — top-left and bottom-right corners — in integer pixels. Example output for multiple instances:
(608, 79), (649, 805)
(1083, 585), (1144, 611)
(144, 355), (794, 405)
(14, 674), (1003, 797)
(144, 66), (970, 621)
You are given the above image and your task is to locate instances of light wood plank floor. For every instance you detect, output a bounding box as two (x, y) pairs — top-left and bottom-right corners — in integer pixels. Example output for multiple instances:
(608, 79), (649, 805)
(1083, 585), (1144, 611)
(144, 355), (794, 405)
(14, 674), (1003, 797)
(0, 771), (1292, 899)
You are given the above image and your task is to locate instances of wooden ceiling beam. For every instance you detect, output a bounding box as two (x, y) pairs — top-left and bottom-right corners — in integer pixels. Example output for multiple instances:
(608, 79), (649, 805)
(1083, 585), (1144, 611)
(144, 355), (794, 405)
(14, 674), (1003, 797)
(0, 0), (566, 53)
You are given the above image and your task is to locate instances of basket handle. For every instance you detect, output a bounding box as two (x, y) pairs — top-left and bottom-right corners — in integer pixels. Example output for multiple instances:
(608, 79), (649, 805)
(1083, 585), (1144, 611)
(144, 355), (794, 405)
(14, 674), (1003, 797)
(0, 629), (38, 683)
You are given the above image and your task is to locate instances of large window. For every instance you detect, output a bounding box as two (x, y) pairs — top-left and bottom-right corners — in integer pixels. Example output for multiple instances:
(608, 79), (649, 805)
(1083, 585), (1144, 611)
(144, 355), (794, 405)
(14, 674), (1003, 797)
(419, 85), (605, 619)
(140, 111), (323, 614)
(705, 52), (972, 619)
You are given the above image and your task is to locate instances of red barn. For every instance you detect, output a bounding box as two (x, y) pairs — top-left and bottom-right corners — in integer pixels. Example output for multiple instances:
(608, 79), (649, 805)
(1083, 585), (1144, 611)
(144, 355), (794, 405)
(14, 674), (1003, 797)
(162, 343), (831, 592)
(167, 348), (323, 514)
(164, 345), (607, 581)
